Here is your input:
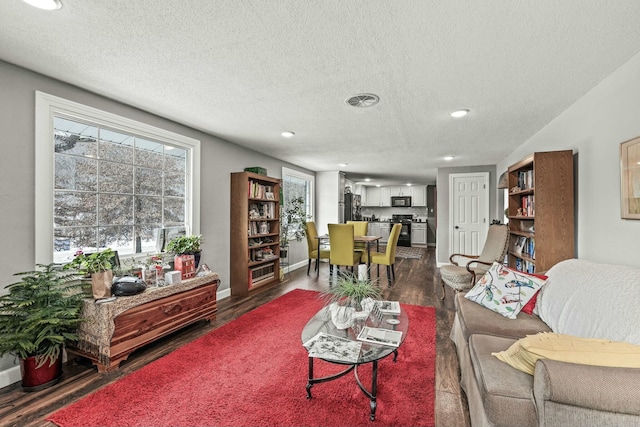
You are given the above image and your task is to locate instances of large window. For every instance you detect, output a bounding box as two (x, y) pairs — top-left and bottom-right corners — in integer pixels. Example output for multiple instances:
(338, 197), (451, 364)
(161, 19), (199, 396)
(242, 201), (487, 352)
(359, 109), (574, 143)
(36, 92), (200, 264)
(282, 167), (314, 236)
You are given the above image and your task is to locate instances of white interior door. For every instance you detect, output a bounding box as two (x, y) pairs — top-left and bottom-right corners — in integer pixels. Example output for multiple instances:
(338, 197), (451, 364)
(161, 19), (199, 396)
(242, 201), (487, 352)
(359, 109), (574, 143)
(449, 173), (489, 256)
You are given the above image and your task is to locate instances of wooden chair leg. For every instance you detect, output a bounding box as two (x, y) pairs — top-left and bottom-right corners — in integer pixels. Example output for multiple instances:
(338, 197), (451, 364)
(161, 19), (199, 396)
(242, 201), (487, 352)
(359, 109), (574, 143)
(307, 259), (312, 275)
(391, 264), (396, 280)
(386, 266), (392, 285)
(441, 281), (446, 300)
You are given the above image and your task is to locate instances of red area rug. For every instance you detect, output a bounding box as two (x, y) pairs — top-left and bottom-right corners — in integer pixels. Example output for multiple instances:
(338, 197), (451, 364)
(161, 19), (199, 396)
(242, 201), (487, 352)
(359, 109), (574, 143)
(48, 289), (436, 427)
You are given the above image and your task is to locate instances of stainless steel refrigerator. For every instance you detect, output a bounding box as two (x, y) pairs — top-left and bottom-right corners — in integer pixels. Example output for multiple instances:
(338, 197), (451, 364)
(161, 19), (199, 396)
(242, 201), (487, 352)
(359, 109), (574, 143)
(344, 193), (362, 222)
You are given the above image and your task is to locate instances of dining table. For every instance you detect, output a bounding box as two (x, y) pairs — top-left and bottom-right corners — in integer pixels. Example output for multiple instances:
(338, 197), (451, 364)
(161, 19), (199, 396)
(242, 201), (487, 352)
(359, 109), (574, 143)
(315, 234), (381, 278)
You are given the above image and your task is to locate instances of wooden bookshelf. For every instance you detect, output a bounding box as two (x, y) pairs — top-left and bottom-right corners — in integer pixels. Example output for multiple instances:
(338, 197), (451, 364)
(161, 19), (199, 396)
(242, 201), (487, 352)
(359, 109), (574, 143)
(507, 150), (575, 273)
(230, 172), (281, 296)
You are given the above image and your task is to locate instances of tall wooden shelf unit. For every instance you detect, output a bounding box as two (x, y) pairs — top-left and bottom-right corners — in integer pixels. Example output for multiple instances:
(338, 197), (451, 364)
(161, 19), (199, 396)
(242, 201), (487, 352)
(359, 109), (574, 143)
(507, 150), (575, 273)
(230, 172), (281, 296)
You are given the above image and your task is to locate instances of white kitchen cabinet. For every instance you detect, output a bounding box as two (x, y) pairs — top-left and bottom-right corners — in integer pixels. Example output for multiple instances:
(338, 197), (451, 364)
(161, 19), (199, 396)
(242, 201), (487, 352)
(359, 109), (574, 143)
(368, 222), (380, 237)
(411, 185), (427, 206)
(390, 186), (411, 197)
(365, 187), (381, 207)
(380, 187), (391, 207)
(412, 222), (427, 246)
(360, 188), (367, 206)
(380, 223), (391, 243)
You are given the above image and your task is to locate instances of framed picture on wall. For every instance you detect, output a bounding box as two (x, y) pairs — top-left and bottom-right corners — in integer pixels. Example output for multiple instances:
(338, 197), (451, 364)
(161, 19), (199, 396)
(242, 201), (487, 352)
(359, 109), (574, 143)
(620, 136), (640, 219)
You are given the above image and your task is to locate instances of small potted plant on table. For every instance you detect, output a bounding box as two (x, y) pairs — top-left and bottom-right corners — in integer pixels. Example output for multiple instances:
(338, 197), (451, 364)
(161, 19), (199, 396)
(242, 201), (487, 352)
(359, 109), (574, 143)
(0, 264), (85, 391)
(322, 272), (382, 329)
(65, 248), (115, 299)
(166, 235), (203, 278)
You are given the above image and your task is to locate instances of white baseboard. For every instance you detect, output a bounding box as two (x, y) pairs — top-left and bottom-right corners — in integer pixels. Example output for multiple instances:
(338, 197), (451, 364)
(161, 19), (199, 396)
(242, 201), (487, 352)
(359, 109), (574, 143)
(217, 287), (231, 301)
(0, 364), (21, 389)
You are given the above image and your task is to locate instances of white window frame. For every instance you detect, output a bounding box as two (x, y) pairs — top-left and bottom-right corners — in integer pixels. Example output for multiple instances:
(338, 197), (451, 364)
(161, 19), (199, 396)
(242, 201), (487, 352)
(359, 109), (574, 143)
(282, 167), (315, 223)
(35, 91), (201, 264)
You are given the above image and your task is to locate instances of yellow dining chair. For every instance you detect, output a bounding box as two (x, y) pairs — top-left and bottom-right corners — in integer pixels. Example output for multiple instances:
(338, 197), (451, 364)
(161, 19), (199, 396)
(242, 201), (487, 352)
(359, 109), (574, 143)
(361, 223), (402, 285)
(347, 220), (369, 253)
(304, 221), (331, 275)
(328, 223), (362, 274)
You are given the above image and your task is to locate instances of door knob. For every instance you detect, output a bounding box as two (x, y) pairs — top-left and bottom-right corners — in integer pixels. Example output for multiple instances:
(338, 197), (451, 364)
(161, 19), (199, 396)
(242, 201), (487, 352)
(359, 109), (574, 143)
(454, 226), (459, 229)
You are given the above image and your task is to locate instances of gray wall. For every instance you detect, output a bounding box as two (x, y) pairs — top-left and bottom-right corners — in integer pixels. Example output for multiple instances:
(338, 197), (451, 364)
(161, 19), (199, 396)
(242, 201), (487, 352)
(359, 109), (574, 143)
(435, 165), (498, 264)
(496, 50), (640, 268)
(0, 60), (312, 374)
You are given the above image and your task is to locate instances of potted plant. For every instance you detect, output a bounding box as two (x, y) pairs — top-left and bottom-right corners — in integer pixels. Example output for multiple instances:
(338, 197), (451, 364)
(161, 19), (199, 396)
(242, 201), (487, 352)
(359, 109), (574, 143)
(64, 248), (115, 299)
(321, 271), (382, 329)
(0, 264), (85, 391)
(280, 196), (310, 258)
(166, 235), (203, 277)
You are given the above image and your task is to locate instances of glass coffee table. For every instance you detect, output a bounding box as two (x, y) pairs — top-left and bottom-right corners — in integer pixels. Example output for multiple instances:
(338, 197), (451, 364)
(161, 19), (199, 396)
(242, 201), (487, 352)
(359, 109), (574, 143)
(301, 303), (409, 421)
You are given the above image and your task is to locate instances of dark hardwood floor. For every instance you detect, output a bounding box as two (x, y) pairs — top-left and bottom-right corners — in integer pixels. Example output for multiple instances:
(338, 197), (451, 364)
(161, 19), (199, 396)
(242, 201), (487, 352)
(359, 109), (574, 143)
(0, 247), (470, 427)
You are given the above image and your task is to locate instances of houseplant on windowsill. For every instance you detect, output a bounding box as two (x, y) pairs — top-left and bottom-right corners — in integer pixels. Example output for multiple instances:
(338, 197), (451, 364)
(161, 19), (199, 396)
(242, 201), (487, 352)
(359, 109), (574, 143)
(0, 264), (85, 391)
(64, 248), (115, 299)
(280, 196), (309, 258)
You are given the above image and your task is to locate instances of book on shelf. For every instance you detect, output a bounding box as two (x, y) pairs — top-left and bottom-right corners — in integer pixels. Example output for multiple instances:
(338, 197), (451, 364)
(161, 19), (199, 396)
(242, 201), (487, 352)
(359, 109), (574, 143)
(303, 332), (362, 363)
(357, 326), (402, 347)
(513, 236), (527, 255)
(376, 300), (401, 314)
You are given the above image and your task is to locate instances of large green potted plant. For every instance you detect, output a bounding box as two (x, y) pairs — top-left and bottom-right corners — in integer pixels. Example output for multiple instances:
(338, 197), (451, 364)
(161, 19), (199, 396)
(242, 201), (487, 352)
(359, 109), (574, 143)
(280, 196), (310, 258)
(0, 264), (85, 391)
(64, 248), (115, 299)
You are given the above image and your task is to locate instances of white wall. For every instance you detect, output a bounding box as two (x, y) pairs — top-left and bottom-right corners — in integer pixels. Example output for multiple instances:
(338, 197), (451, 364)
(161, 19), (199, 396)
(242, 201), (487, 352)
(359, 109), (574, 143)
(496, 51), (640, 268)
(315, 171), (341, 235)
(0, 60), (314, 381)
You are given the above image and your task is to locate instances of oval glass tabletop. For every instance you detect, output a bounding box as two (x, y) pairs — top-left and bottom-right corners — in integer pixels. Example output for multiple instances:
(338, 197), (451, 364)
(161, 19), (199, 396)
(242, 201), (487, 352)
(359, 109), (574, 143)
(301, 304), (409, 364)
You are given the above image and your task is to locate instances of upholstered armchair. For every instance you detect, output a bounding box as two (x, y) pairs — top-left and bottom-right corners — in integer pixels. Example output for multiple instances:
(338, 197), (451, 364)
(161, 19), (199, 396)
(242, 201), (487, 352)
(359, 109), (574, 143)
(440, 224), (509, 299)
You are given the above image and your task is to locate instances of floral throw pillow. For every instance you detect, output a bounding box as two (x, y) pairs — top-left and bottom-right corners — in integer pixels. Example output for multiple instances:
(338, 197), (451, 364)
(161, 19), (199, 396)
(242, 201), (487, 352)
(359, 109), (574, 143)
(465, 262), (548, 319)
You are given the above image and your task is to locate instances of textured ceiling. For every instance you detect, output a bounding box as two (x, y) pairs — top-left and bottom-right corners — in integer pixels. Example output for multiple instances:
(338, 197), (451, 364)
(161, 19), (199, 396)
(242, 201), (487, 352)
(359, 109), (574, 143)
(2, 0), (640, 185)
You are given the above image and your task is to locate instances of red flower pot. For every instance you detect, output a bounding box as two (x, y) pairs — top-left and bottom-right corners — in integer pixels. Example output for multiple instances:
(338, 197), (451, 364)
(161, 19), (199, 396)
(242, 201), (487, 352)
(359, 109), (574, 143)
(19, 354), (62, 392)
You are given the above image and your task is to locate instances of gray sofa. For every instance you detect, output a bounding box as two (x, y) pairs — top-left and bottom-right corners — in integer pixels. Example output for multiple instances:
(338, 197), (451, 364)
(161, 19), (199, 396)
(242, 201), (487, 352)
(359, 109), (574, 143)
(449, 258), (640, 427)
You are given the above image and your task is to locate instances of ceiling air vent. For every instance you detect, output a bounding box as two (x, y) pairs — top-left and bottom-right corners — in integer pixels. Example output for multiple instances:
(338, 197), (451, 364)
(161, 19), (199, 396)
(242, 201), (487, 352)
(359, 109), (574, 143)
(346, 93), (379, 108)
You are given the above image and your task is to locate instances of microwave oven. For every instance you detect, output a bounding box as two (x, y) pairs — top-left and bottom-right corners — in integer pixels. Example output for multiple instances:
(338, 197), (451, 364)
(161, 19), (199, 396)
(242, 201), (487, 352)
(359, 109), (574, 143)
(391, 196), (411, 207)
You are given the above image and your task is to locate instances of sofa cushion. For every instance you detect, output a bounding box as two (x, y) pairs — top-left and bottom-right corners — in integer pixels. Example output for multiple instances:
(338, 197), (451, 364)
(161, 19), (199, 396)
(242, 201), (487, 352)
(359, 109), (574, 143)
(455, 293), (551, 342)
(468, 334), (537, 427)
(538, 259), (640, 345)
(465, 262), (547, 319)
(493, 332), (640, 375)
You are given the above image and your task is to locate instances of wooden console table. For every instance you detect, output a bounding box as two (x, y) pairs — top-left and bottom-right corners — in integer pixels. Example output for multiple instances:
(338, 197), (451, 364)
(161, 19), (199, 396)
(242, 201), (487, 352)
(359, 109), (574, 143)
(67, 273), (219, 373)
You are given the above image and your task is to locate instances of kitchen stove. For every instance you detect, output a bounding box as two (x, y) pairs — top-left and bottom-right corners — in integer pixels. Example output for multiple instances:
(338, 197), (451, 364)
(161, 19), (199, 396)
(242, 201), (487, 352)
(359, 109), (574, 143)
(392, 214), (413, 247)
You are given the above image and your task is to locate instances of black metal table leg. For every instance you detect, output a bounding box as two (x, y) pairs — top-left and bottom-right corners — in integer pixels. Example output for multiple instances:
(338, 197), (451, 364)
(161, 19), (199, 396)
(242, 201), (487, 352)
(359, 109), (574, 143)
(306, 357), (314, 399)
(354, 360), (378, 421)
(370, 360), (378, 421)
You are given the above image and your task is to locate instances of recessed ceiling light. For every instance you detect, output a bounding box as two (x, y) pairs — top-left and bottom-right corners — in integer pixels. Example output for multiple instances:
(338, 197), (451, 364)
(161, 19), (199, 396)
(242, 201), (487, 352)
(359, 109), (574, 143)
(444, 156), (455, 161)
(376, 184), (381, 188)
(22, 0), (62, 10)
(450, 109), (470, 118)
(364, 178), (371, 182)
(338, 163), (348, 167)
(406, 183), (412, 186)
(281, 131), (295, 138)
